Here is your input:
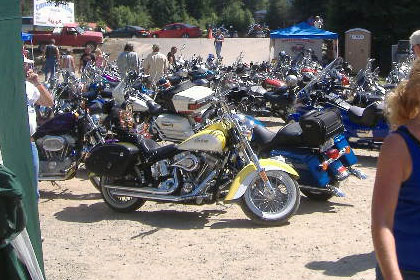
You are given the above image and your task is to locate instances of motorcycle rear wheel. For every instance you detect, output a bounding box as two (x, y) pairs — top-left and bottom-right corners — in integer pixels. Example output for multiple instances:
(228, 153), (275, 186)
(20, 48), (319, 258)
(241, 170), (300, 226)
(101, 177), (146, 212)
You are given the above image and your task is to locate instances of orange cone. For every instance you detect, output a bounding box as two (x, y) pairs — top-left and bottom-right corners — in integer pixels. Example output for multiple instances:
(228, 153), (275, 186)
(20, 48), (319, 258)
(208, 28), (213, 39)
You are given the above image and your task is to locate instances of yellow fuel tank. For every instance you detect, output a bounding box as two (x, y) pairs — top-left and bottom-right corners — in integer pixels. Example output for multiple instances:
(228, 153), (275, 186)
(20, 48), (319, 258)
(177, 122), (228, 153)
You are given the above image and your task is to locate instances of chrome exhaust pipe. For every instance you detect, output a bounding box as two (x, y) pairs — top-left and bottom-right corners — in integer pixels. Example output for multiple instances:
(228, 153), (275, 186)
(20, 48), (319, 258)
(109, 190), (209, 202)
(103, 185), (177, 195)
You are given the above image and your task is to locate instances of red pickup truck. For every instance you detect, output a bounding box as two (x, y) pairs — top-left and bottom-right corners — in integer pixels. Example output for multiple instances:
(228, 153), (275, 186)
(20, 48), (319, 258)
(29, 23), (103, 51)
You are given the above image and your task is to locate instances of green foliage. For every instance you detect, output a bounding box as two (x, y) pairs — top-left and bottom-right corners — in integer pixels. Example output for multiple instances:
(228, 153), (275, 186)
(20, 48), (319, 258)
(221, 1), (254, 32)
(108, 4), (152, 28)
(266, 0), (292, 29)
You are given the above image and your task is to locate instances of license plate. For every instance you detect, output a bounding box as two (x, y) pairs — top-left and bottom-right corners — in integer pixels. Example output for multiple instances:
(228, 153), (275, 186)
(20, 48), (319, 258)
(320, 138), (334, 152)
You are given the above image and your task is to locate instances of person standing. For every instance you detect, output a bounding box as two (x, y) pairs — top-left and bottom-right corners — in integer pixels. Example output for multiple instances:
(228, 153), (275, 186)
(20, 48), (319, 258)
(167, 46), (177, 67)
(60, 50), (75, 74)
(143, 44), (168, 85)
(43, 39), (59, 81)
(24, 57), (54, 199)
(79, 46), (95, 73)
(372, 59), (420, 280)
(313, 16), (323, 29)
(116, 43), (140, 78)
(410, 30), (420, 58)
(95, 48), (105, 68)
(214, 29), (224, 60)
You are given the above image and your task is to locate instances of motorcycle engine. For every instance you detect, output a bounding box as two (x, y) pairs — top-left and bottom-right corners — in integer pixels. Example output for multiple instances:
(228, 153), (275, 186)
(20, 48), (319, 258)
(36, 135), (77, 178)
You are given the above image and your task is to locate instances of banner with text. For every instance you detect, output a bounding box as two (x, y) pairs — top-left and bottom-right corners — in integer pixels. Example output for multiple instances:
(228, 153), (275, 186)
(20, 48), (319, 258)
(33, 0), (74, 27)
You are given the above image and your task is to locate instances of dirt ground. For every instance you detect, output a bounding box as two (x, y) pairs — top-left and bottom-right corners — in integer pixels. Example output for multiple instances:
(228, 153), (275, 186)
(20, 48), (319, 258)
(38, 39), (378, 279)
(38, 122), (378, 280)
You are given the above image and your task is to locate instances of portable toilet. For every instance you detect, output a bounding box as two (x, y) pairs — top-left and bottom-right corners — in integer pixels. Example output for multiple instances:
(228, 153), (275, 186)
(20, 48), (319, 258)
(345, 28), (371, 73)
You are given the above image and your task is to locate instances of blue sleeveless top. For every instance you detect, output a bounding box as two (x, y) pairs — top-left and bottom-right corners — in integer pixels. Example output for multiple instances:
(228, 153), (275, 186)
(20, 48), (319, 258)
(393, 126), (420, 271)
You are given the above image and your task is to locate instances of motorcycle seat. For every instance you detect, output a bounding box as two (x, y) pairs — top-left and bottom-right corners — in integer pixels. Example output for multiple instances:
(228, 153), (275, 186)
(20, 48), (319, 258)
(82, 90), (98, 101)
(263, 91), (291, 103)
(269, 122), (303, 148)
(252, 125), (276, 147)
(146, 100), (164, 115)
(140, 140), (180, 163)
(348, 102), (384, 127)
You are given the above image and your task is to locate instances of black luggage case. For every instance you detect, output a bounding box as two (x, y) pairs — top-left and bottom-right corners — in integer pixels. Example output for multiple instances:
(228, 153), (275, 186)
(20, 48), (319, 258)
(85, 143), (139, 177)
(299, 109), (344, 147)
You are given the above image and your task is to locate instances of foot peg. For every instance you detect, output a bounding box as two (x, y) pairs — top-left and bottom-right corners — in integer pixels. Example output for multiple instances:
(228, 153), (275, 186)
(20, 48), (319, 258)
(332, 187), (346, 197)
(348, 167), (367, 180)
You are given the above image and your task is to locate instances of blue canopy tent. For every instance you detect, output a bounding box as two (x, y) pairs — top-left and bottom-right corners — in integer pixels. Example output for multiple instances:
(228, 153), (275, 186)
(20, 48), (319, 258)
(21, 32), (32, 41)
(269, 22), (339, 61)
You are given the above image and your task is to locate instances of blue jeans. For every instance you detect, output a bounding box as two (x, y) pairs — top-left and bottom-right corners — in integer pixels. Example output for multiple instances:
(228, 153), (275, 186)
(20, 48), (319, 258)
(44, 58), (57, 81)
(376, 265), (420, 280)
(31, 141), (39, 200)
(215, 43), (222, 59)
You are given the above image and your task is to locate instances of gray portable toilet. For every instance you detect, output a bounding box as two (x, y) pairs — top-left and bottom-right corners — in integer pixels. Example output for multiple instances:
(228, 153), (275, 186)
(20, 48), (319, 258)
(345, 28), (371, 73)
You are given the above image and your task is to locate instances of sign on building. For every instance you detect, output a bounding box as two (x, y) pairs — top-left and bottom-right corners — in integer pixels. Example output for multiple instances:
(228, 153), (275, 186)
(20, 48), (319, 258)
(33, 0), (75, 27)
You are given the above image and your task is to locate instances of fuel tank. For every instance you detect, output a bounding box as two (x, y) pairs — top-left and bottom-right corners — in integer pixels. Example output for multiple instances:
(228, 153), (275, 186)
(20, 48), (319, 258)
(177, 123), (227, 153)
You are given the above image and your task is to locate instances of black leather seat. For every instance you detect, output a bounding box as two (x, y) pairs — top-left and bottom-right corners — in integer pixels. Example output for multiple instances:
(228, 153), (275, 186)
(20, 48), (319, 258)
(263, 90), (292, 103)
(139, 140), (179, 163)
(146, 100), (164, 115)
(353, 92), (384, 107)
(348, 102), (384, 127)
(252, 125), (276, 146)
(100, 89), (113, 99)
(269, 122), (304, 148)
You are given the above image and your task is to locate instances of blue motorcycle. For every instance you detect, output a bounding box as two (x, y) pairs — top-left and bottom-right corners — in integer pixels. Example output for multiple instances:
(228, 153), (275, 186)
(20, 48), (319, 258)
(240, 111), (366, 200)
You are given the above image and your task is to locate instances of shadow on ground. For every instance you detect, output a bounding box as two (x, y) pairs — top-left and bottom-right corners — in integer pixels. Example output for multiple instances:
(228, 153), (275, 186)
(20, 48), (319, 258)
(40, 188), (101, 202)
(296, 196), (353, 216)
(306, 251), (375, 277)
(355, 154), (378, 169)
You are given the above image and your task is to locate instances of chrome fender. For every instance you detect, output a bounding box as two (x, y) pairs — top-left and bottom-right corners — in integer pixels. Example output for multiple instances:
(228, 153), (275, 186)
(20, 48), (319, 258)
(225, 159), (299, 201)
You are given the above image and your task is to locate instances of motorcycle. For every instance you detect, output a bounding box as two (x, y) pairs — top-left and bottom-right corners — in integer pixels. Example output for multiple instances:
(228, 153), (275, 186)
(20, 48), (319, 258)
(33, 98), (106, 181)
(246, 110), (366, 200)
(85, 97), (301, 226)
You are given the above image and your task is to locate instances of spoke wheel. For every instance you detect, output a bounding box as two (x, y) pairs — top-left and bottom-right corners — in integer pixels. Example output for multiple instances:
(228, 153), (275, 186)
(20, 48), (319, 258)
(101, 176), (145, 212)
(241, 170), (300, 226)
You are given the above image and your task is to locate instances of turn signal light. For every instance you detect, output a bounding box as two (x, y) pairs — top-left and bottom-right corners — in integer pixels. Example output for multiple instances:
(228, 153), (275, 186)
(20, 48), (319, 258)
(345, 146), (351, 154)
(326, 149), (340, 159)
(320, 162), (329, 171)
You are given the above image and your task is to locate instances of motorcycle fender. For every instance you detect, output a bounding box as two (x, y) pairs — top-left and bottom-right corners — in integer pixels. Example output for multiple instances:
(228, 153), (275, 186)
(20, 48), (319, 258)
(225, 159), (299, 201)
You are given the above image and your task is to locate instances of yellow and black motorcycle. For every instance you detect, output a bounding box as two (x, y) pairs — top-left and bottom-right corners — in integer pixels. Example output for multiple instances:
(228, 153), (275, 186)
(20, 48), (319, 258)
(85, 100), (300, 225)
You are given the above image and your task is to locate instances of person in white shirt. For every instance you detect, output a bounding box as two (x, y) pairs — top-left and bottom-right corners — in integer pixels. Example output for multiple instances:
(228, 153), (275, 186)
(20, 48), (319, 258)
(24, 57), (54, 199)
(410, 30), (420, 58)
(143, 44), (169, 85)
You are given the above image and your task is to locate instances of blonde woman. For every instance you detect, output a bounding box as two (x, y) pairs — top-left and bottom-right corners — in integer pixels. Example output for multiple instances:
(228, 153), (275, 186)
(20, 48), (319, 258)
(95, 48), (105, 68)
(372, 59), (420, 280)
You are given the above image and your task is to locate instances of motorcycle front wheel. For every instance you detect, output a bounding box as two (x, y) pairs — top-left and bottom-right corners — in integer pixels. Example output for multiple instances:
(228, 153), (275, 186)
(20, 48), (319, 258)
(241, 170), (300, 226)
(101, 177), (146, 212)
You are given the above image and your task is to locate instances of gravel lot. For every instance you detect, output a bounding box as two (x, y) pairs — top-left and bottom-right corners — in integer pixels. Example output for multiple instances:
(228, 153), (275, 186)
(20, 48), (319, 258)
(39, 39), (378, 279)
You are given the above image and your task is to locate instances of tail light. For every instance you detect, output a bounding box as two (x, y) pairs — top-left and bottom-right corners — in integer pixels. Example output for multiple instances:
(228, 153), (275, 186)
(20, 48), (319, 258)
(341, 76), (350, 86)
(326, 149), (340, 159)
(337, 165), (347, 173)
(194, 116), (202, 123)
(188, 101), (206, 111)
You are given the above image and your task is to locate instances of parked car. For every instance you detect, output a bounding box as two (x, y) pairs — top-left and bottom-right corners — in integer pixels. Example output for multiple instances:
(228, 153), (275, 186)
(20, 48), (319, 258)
(105, 26), (150, 38)
(29, 23), (103, 51)
(150, 23), (202, 38)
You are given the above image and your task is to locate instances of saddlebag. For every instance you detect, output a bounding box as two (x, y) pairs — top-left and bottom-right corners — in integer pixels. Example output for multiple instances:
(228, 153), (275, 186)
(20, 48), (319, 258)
(85, 143), (139, 177)
(299, 109), (344, 147)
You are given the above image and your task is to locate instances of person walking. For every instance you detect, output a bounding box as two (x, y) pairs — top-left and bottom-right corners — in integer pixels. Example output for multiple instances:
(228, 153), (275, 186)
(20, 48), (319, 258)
(24, 57), (54, 199)
(116, 43), (140, 78)
(214, 29), (224, 60)
(167, 46), (177, 67)
(79, 46), (95, 73)
(410, 30), (420, 58)
(43, 39), (59, 81)
(143, 44), (168, 85)
(372, 59), (420, 280)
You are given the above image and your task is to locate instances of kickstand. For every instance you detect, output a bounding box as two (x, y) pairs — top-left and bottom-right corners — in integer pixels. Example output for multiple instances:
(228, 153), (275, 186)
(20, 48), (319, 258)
(216, 201), (233, 210)
(50, 181), (61, 188)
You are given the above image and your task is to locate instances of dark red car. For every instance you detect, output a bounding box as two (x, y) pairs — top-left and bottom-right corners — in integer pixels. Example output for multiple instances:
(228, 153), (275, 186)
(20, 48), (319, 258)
(150, 23), (202, 38)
